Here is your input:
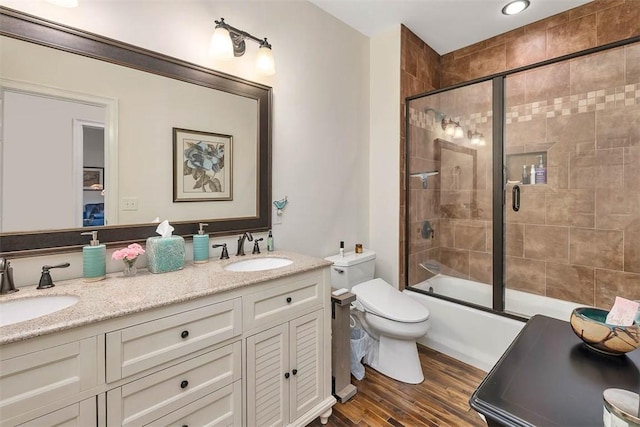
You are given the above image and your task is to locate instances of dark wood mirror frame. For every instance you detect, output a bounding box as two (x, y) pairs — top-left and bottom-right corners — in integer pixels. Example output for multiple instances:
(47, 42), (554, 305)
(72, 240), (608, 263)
(0, 7), (272, 257)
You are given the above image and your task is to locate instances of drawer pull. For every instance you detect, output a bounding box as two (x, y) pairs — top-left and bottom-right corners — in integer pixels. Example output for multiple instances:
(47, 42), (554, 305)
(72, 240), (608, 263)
(292, 368), (298, 375)
(180, 380), (189, 389)
(284, 372), (290, 379)
(180, 330), (189, 339)
(286, 297), (292, 304)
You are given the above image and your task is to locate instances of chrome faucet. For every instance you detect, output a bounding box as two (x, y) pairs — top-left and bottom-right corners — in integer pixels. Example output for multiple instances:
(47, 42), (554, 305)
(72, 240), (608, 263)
(236, 232), (254, 256)
(0, 258), (18, 295)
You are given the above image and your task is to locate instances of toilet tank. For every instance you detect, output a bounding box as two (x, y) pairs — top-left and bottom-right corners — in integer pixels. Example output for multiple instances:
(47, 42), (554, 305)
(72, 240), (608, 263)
(324, 249), (376, 290)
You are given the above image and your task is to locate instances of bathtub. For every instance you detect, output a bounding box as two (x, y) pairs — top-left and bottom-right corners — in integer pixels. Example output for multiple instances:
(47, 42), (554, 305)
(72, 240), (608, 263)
(404, 274), (582, 372)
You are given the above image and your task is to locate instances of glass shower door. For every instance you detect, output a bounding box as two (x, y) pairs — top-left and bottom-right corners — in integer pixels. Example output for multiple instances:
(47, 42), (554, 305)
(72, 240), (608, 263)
(503, 41), (640, 318)
(406, 80), (494, 309)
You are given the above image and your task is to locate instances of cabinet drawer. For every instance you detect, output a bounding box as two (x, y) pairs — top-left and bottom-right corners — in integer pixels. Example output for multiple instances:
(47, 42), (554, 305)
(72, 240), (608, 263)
(107, 341), (241, 427)
(243, 273), (322, 331)
(106, 298), (241, 382)
(146, 381), (241, 426)
(16, 397), (96, 427)
(0, 336), (100, 422)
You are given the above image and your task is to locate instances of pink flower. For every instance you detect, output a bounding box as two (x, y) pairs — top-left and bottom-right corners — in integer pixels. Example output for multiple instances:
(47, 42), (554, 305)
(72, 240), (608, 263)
(112, 243), (146, 261)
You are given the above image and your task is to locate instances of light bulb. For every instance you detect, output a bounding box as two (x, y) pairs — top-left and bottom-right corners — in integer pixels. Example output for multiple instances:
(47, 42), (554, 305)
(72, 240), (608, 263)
(453, 125), (464, 139)
(256, 45), (275, 76)
(210, 26), (234, 60)
(444, 120), (455, 137)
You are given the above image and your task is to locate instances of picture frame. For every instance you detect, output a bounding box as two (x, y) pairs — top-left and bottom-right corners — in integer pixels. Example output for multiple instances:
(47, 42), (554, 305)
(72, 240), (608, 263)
(83, 167), (104, 191)
(173, 127), (233, 202)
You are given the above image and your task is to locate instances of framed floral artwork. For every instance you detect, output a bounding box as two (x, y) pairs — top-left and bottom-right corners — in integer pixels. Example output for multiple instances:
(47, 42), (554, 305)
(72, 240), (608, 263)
(173, 128), (233, 202)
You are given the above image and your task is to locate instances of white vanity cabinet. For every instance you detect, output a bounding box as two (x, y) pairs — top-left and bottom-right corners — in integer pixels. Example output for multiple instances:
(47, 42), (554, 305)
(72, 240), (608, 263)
(246, 310), (324, 426)
(104, 298), (243, 426)
(0, 333), (104, 427)
(244, 270), (334, 426)
(0, 260), (335, 427)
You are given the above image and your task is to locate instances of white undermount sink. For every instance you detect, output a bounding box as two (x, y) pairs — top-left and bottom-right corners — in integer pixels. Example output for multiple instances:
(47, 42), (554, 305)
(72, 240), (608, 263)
(0, 295), (80, 327)
(224, 257), (293, 272)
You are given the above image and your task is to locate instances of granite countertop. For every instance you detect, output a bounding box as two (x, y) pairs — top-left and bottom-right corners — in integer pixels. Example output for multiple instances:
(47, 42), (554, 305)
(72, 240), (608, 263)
(0, 251), (332, 345)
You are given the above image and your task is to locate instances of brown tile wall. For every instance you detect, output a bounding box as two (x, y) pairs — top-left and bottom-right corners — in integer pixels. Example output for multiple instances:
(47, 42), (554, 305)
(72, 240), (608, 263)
(400, 25), (440, 288)
(440, 0), (640, 87)
(401, 1), (640, 306)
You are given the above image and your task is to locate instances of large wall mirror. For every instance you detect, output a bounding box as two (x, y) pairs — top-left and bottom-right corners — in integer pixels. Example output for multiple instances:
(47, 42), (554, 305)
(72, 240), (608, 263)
(0, 7), (271, 256)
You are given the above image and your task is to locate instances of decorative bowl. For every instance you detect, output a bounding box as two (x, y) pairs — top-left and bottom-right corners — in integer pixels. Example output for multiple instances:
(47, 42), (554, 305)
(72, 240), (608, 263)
(570, 307), (640, 356)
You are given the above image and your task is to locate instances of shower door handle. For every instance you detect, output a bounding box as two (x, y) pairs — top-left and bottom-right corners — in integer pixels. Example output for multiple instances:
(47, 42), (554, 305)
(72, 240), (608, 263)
(512, 185), (520, 212)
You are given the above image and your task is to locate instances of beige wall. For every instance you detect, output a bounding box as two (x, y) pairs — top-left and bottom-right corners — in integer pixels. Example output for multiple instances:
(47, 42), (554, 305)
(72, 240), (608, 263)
(1, 1), (370, 287)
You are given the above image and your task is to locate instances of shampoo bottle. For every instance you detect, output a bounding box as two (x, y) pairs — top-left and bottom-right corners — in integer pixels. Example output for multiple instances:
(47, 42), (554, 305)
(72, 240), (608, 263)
(530, 164), (536, 185)
(535, 155), (547, 184)
(267, 230), (274, 252)
(81, 231), (106, 282)
(522, 164), (529, 185)
(193, 223), (210, 264)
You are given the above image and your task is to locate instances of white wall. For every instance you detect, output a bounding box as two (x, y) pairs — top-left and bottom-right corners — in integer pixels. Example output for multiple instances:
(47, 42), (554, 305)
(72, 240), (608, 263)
(369, 27), (401, 286)
(1, 0), (374, 287)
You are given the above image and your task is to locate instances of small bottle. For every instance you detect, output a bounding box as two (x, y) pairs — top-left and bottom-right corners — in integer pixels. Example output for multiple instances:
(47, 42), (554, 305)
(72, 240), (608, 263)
(193, 223), (210, 264)
(81, 231), (106, 282)
(535, 155), (547, 184)
(339, 241), (345, 257)
(522, 164), (529, 185)
(267, 230), (274, 252)
(530, 164), (536, 185)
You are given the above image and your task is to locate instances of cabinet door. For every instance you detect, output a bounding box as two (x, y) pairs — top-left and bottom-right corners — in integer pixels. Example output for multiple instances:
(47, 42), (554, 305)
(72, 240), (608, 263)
(0, 336), (100, 422)
(289, 310), (323, 422)
(246, 324), (289, 427)
(16, 396), (96, 427)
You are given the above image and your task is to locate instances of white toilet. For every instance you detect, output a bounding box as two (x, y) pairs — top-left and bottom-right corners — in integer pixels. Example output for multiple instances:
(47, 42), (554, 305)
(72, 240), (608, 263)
(325, 249), (430, 384)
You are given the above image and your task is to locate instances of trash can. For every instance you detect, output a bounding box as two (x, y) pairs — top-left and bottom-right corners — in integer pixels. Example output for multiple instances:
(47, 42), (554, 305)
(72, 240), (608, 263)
(350, 325), (370, 380)
(331, 289), (357, 402)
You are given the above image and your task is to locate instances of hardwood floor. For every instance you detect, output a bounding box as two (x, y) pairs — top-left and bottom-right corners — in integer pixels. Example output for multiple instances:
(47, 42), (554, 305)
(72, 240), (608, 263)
(310, 345), (488, 427)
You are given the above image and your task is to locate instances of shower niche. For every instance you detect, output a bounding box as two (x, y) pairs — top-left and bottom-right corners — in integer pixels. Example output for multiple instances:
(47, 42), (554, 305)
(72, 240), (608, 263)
(505, 152), (547, 185)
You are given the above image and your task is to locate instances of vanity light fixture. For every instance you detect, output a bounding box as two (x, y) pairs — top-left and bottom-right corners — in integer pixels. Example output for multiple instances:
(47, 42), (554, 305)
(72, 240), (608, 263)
(441, 117), (464, 139)
(453, 123), (464, 139)
(502, 0), (530, 15)
(467, 130), (486, 146)
(210, 18), (275, 76)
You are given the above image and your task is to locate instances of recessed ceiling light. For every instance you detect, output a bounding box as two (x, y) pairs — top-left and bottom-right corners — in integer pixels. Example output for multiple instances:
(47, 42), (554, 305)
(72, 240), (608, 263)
(502, 0), (530, 15)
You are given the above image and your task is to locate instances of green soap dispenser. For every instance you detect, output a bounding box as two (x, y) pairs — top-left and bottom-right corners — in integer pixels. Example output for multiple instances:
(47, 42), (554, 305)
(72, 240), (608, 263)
(193, 223), (210, 264)
(81, 231), (106, 282)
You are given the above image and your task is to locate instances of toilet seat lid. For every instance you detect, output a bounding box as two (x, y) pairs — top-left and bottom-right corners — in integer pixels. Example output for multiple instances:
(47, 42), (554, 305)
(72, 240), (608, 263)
(351, 278), (429, 322)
